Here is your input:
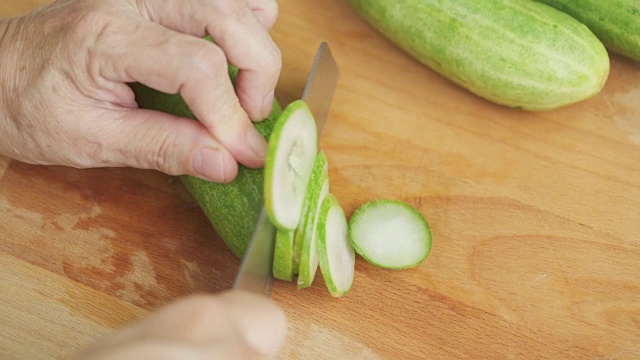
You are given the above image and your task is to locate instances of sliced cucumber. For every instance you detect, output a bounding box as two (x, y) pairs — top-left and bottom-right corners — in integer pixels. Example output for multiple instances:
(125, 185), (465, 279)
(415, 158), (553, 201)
(297, 179), (329, 289)
(292, 152), (329, 274)
(264, 100), (318, 230)
(273, 228), (296, 281)
(348, 199), (431, 269)
(296, 153), (330, 289)
(317, 194), (355, 297)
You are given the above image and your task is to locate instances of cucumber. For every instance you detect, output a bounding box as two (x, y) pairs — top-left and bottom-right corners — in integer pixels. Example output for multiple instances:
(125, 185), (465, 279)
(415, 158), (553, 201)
(264, 100), (318, 230)
(317, 194), (355, 297)
(130, 67), (280, 258)
(535, 0), (640, 62)
(298, 179), (329, 289)
(348, 199), (431, 269)
(273, 228), (296, 281)
(296, 153), (330, 289)
(347, 0), (610, 110)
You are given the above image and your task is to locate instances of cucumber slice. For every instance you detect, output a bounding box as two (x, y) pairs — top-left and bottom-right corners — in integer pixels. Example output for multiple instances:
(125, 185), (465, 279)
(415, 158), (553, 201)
(292, 152), (329, 274)
(296, 153), (330, 289)
(317, 194), (355, 297)
(264, 100), (318, 230)
(348, 200), (432, 269)
(297, 179), (329, 289)
(273, 228), (296, 281)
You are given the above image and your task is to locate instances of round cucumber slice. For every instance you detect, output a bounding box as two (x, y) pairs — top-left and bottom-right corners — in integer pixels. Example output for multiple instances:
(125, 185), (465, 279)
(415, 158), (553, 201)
(317, 194), (355, 297)
(273, 228), (296, 281)
(264, 100), (318, 230)
(348, 200), (432, 269)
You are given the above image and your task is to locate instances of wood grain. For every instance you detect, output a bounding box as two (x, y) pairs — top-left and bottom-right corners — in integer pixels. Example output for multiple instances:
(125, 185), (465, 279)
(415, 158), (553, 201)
(2, 1), (640, 359)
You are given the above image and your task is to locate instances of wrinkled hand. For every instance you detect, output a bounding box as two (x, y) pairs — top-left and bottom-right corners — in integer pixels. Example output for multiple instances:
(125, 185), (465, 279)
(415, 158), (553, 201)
(0, 0), (281, 182)
(77, 291), (288, 359)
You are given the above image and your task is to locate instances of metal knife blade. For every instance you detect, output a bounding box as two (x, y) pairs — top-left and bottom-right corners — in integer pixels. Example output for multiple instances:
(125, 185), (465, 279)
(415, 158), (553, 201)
(233, 42), (340, 296)
(232, 207), (276, 294)
(302, 42), (340, 132)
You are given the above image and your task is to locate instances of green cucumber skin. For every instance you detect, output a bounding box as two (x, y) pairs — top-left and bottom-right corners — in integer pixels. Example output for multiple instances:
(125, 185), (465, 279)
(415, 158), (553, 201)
(536, 0), (640, 62)
(130, 80), (281, 259)
(348, 0), (610, 110)
(273, 228), (295, 281)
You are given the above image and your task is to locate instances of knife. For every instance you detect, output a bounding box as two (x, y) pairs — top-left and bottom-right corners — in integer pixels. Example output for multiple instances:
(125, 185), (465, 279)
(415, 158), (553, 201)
(233, 42), (340, 295)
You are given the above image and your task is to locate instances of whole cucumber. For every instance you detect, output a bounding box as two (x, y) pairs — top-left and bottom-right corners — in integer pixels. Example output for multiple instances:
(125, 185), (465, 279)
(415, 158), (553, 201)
(130, 69), (280, 258)
(536, 0), (640, 62)
(347, 0), (610, 110)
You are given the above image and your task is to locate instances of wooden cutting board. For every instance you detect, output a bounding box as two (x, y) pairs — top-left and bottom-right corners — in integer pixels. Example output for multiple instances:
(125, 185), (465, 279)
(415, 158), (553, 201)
(2, 1), (639, 359)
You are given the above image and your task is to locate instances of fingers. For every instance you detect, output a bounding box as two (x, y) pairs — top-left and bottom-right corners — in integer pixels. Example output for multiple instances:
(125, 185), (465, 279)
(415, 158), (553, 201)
(90, 0), (281, 171)
(247, 0), (279, 30)
(138, 292), (287, 357)
(137, 0), (279, 32)
(134, 0), (282, 121)
(97, 106), (239, 183)
(100, 21), (267, 169)
(217, 291), (288, 356)
(79, 292), (287, 359)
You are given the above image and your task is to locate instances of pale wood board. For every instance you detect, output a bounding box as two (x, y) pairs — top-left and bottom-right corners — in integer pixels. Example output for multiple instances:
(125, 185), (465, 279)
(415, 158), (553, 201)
(1, 1), (639, 359)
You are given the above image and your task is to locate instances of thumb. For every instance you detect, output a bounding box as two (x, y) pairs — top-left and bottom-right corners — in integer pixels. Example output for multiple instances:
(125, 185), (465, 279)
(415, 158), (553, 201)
(217, 290), (288, 358)
(105, 108), (239, 183)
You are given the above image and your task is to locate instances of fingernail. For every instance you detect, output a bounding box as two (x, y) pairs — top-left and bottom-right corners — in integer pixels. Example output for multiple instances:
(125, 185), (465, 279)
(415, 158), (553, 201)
(192, 147), (226, 182)
(261, 90), (275, 119)
(247, 129), (267, 161)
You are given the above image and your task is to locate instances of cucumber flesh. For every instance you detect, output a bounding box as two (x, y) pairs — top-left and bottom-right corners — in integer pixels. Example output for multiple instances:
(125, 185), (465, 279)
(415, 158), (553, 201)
(297, 177), (330, 289)
(348, 200), (431, 269)
(264, 100), (318, 230)
(273, 228), (296, 281)
(317, 194), (355, 297)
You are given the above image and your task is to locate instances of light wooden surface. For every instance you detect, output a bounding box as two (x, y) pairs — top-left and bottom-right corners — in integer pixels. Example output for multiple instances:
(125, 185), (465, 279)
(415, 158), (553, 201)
(2, 1), (640, 359)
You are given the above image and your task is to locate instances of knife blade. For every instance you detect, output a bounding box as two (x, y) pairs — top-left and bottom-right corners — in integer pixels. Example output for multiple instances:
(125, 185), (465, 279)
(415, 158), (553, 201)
(233, 42), (340, 295)
(301, 42), (340, 133)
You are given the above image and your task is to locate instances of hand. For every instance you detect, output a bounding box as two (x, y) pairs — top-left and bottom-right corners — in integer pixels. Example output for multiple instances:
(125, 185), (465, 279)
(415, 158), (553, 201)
(77, 291), (288, 359)
(0, 0), (281, 183)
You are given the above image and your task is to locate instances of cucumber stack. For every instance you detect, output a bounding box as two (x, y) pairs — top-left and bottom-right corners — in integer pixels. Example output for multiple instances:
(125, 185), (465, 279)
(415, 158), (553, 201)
(264, 100), (432, 297)
(132, 75), (434, 297)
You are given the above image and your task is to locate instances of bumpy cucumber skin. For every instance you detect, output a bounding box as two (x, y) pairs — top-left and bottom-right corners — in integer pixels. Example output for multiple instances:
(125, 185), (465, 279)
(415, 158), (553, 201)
(273, 228), (296, 281)
(536, 0), (640, 62)
(130, 70), (281, 259)
(348, 0), (610, 110)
